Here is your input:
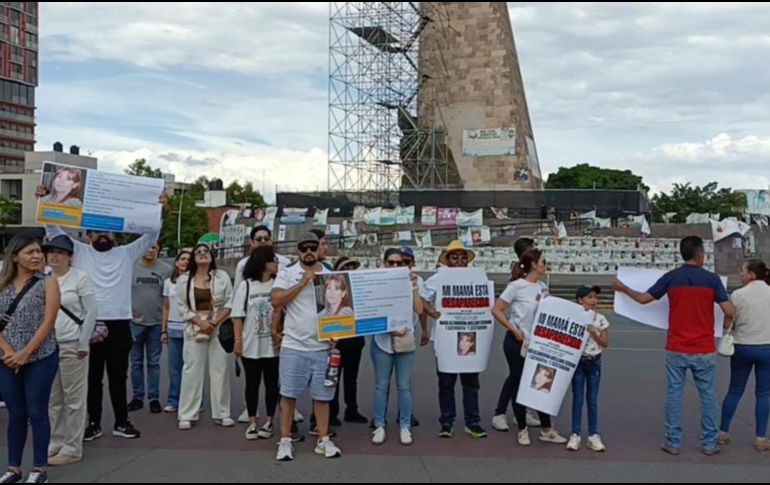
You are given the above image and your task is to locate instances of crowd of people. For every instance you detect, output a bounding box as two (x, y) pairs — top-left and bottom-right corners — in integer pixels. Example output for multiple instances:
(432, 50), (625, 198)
(0, 198), (768, 482)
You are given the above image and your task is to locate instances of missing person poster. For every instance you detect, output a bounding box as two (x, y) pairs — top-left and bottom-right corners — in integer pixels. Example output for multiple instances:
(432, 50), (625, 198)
(517, 297), (593, 416)
(434, 268), (495, 373)
(315, 268), (413, 341)
(36, 162), (164, 233)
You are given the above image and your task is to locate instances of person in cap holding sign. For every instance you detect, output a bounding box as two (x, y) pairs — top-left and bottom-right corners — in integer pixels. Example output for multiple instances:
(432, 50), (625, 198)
(271, 233), (340, 462)
(567, 285), (610, 453)
(44, 235), (97, 467)
(421, 241), (487, 440)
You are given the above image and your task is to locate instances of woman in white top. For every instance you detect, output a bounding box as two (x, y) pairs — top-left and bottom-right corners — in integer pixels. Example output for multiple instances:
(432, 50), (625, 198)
(177, 244), (233, 430)
(371, 249), (424, 447)
(160, 250), (191, 414)
(231, 246), (282, 441)
(44, 235), (97, 467)
(491, 248), (568, 447)
(719, 260), (770, 451)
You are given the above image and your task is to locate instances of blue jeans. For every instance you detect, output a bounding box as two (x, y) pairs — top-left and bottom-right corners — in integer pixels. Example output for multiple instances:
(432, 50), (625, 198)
(571, 356), (602, 435)
(130, 323), (163, 402)
(720, 344), (770, 438)
(665, 351), (719, 450)
(438, 369), (480, 428)
(167, 336), (184, 409)
(0, 352), (59, 468)
(371, 343), (415, 429)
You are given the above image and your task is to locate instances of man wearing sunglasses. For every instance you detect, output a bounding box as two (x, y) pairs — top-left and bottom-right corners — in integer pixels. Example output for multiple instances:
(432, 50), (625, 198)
(271, 233), (341, 462)
(421, 241), (488, 440)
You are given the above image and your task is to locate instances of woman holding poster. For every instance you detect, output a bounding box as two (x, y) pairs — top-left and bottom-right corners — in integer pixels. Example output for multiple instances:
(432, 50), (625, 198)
(370, 249), (424, 447)
(492, 249), (568, 447)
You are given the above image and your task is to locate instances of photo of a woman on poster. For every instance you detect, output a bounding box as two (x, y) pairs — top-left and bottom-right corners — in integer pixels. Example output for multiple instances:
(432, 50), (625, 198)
(531, 364), (556, 394)
(457, 332), (477, 357)
(318, 274), (354, 317)
(41, 166), (85, 207)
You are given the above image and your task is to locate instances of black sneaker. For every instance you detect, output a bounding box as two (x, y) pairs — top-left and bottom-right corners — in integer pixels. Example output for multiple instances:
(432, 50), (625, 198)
(127, 399), (144, 413)
(23, 470), (47, 484)
(329, 417), (343, 427)
(290, 422), (305, 443)
(83, 424), (102, 442)
(411, 415), (421, 428)
(149, 400), (162, 415)
(439, 425), (454, 438)
(464, 425), (488, 439)
(113, 422), (141, 439)
(344, 411), (368, 424)
(0, 471), (22, 484)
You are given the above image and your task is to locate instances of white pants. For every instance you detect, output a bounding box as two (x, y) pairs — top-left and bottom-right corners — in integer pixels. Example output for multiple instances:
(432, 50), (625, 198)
(49, 341), (89, 459)
(178, 327), (231, 422)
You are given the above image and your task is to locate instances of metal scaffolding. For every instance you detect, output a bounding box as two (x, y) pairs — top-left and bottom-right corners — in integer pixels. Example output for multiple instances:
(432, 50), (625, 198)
(328, 2), (453, 197)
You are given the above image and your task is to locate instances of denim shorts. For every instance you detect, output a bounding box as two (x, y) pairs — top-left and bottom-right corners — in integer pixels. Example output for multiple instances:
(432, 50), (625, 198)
(279, 347), (335, 402)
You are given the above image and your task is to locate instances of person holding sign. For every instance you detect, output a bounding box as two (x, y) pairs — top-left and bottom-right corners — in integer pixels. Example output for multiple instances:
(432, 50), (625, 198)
(421, 241), (488, 440)
(566, 286), (610, 453)
(39, 188), (167, 443)
(271, 233), (340, 462)
(613, 236), (735, 456)
(491, 249), (568, 447)
(371, 249), (424, 446)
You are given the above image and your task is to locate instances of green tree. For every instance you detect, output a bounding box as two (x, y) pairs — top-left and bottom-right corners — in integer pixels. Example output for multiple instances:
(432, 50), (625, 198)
(125, 159), (164, 179)
(651, 182), (747, 223)
(226, 181), (266, 206)
(0, 198), (20, 247)
(545, 163), (649, 192)
(163, 192), (210, 249)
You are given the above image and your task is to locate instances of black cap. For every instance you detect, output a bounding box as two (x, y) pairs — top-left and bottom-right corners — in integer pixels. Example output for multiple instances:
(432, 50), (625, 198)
(576, 285), (601, 300)
(42, 235), (74, 255)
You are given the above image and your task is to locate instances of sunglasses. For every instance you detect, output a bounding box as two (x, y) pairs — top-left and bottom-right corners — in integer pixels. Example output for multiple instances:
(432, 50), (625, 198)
(299, 245), (319, 254)
(253, 237), (271, 243)
(385, 259), (405, 267)
(402, 258), (414, 266)
(340, 263), (358, 271)
(194, 248), (211, 256)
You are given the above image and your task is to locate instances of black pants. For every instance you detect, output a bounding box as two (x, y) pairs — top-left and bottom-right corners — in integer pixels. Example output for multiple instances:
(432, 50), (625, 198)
(331, 337), (366, 420)
(242, 357), (280, 419)
(501, 332), (552, 430)
(88, 321), (133, 428)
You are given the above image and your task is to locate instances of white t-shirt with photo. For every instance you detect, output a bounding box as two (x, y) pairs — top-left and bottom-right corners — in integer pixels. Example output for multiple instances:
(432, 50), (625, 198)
(583, 312), (610, 358)
(273, 262), (330, 352)
(228, 253), (291, 309)
(499, 279), (548, 340)
(230, 279), (278, 360)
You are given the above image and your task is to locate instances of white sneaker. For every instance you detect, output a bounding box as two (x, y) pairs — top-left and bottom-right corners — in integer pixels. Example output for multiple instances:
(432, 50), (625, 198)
(163, 405), (177, 414)
(400, 427), (413, 446)
(491, 414), (510, 432)
(238, 409), (250, 424)
(215, 417), (236, 428)
(276, 438), (294, 462)
(294, 409), (305, 423)
(526, 410), (542, 428)
(540, 429), (568, 444)
(587, 434), (606, 452)
(372, 427), (387, 445)
(517, 428), (531, 446)
(245, 424), (259, 441)
(0, 401), (6, 408)
(566, 433), (581, 451)
(178, 420), (192, 431)
(315, 437), (342, 458)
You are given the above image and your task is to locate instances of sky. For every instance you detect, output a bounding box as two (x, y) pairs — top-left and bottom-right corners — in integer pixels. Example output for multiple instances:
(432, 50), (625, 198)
(36, 2), (770, 202)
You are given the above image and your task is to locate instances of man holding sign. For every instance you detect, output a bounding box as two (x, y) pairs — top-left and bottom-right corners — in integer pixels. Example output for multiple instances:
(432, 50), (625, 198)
(422, 241), (489, 440)
(613, 236), (735, 456)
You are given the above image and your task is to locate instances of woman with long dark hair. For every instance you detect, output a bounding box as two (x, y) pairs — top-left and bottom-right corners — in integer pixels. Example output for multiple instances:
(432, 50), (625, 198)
(160, 250), (192, 414)
(491, 248), (568, 447)
(231, 246), (281, 441)
(0, 235), (61, 484)
(177, 244), (233, 430)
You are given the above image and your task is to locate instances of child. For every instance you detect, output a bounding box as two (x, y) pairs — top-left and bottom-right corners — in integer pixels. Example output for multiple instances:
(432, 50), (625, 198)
(567, 286), (610, 452)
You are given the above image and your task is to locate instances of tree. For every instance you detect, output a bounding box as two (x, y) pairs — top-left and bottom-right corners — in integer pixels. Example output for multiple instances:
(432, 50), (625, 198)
(125, 159), (163, 179)
(545, 163), (649, 192)
(651, 182), (747, 223)
(0, 198), (20, 247)
(226, 181), (266, 206)
(162, 192), (210, 249)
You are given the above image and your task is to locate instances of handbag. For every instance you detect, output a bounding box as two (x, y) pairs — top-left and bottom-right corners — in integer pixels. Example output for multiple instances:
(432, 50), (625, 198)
(718, 322), (735, 357)
(391, 331), (417, 354)
(219, 280), (248, 354)
(90, 321), (109, 345)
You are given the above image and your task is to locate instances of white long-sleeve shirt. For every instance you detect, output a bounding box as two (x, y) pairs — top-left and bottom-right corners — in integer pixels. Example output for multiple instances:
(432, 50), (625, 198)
(46, 225), (159, 321)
